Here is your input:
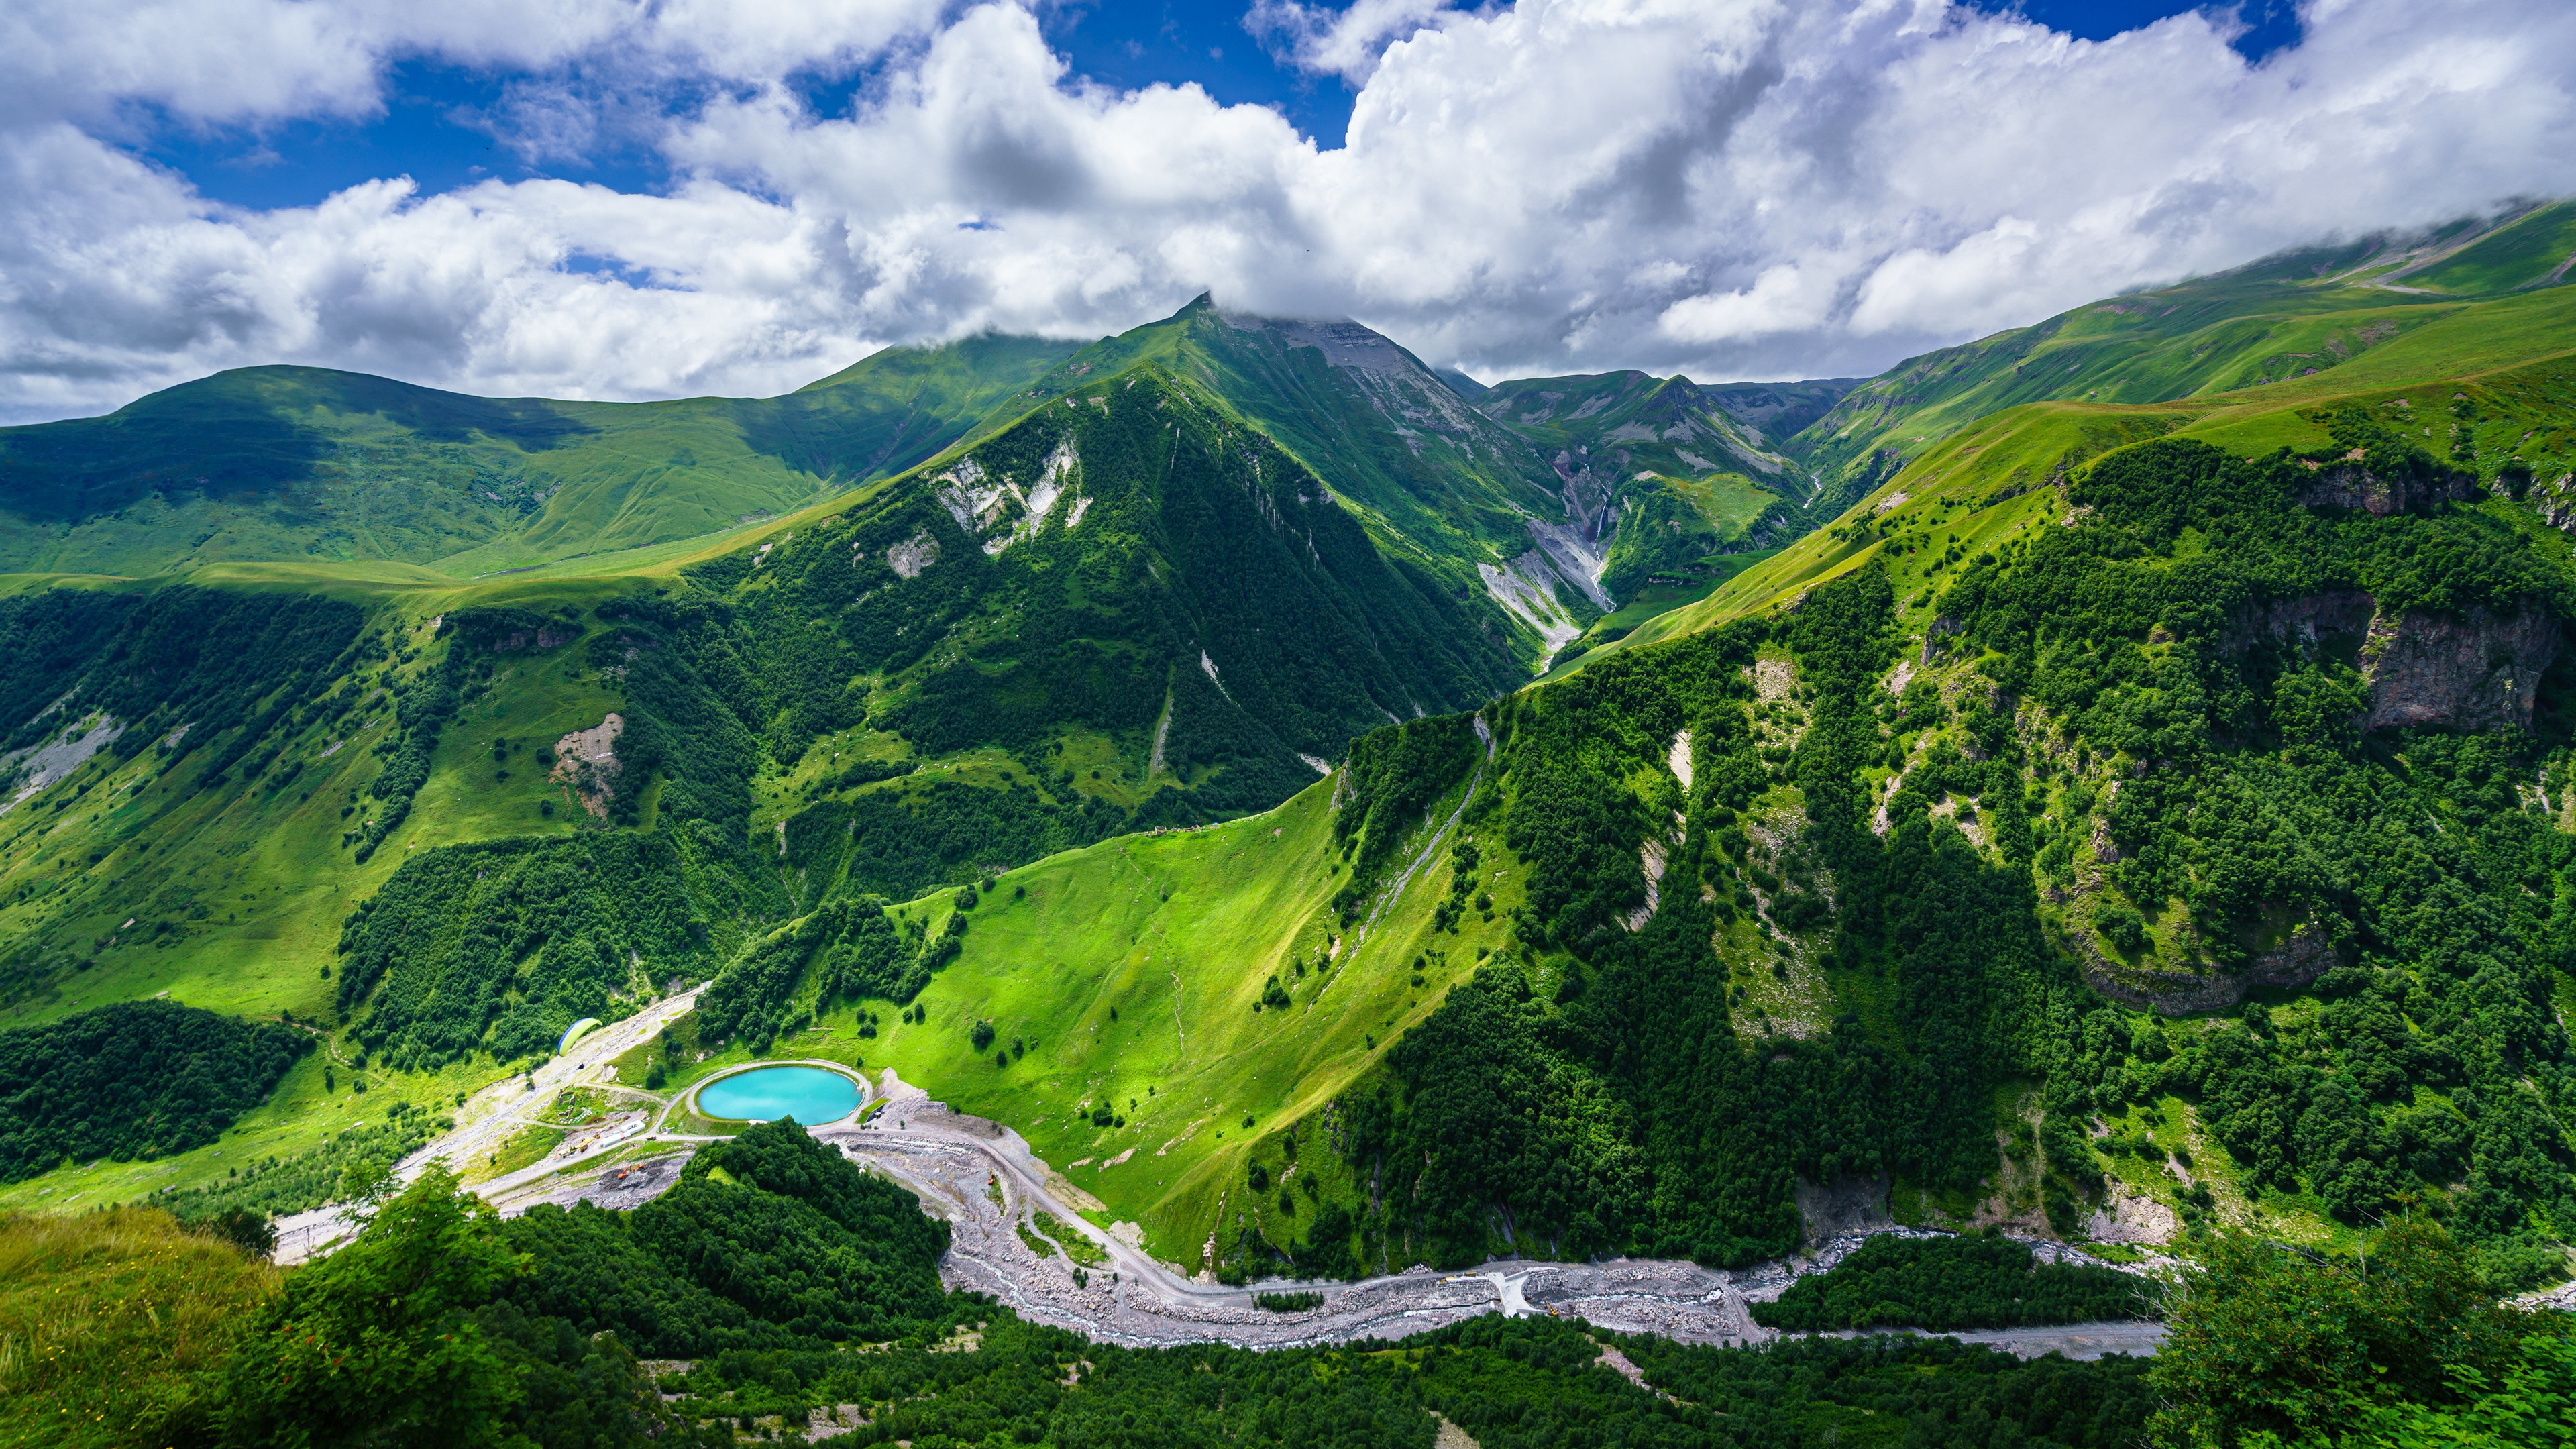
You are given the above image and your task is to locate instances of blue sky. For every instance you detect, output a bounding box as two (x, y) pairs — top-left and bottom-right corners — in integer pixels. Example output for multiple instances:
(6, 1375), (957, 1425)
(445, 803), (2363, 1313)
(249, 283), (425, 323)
(5, 0), (2563, 421)
(139, 1), (2305, 215)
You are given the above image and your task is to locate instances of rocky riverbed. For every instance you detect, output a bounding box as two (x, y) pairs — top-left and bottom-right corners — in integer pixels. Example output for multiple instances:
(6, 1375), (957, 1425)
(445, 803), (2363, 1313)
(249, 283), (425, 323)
(482, 1067), (2167, 1361)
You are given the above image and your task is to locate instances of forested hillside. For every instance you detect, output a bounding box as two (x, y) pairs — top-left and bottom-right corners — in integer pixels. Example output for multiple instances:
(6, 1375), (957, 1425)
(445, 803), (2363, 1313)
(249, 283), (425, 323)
(812, 249), (2576, 1295)
(1234, 430), (2576, 1288)
(0, 1000), (309, 1181)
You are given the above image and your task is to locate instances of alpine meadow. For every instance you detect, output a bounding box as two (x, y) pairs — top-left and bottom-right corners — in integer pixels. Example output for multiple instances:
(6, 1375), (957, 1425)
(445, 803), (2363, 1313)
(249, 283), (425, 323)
(7, 127), (2576, 1449)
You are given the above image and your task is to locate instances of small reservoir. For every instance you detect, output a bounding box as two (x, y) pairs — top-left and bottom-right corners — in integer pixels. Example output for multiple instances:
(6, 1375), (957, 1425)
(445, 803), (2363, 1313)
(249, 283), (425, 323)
(695, 1065), (861, 1124)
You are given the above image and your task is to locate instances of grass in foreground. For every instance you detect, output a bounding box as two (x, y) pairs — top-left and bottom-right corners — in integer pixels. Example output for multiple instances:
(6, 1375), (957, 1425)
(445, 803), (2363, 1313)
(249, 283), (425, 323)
(0, 1208), (278, 1449)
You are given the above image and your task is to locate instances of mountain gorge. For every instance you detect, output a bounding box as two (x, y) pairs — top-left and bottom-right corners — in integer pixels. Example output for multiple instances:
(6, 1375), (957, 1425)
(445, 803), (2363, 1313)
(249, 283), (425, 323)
(1480, 370), (1859, 603)
(6, 205), (2576, 1445)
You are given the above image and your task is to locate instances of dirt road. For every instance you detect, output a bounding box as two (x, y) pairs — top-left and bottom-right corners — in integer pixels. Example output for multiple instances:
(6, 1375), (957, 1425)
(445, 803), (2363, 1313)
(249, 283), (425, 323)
(273, 988), (704, 1263)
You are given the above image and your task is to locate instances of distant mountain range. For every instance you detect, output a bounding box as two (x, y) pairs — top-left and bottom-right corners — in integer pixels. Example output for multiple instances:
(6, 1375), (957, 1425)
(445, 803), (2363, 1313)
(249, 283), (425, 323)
(16, 198), (2573, 665)
(0, 294), (1847, 672)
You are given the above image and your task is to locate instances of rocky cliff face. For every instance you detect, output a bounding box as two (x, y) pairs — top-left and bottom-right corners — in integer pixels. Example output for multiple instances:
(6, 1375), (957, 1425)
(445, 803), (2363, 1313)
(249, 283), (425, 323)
(2294, 460), (2482, 516)
(2231, 590), (2557, 732)
(2361, 598), (2557, 731)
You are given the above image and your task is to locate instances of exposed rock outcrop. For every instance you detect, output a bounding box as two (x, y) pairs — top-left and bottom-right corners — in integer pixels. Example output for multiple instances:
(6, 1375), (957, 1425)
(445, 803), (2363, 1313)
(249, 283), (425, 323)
(2082, 1181), (2180, 1246)
(2248, 922), (2337, 990)
(2360, 599), (2557, 732)
(2528, 472), (2576, 531)
(1479, 553), (1581, 667)
(2231, 590), (2557, 733)
(2072, 910), (2343, 1016)
(1795, 1173), (1892, 1244)
(551, 713), (625, 817)
(929, 437), (1086, 557)
(885, 534), (939, 578)
(2076, 955), (2248, 1016)
(0, 713), (123, 817)
(2294, 460), (2481, 516)
(486, 625), (577, 652)
(2226, 590), (2375, 649)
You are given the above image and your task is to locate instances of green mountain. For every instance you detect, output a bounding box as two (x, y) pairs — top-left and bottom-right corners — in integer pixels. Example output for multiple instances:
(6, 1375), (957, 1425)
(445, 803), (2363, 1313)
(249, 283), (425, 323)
(0, 299), (1631, 665)
(1022, 299), (1563, 549)
(0, 333), (1081, 580)
(7, 209), (2576, 1337)
(821, 258), (2576, 1285)
(994, 297), (1628, 653)
(0, 351), (1531, 1020)
(0, 297), (1875, 680)
(1781, 199), (2576, 521)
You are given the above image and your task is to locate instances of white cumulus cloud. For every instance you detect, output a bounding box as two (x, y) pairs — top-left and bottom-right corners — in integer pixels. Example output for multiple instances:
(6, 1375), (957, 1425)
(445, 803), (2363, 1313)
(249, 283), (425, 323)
(2, 0), (2573, 423)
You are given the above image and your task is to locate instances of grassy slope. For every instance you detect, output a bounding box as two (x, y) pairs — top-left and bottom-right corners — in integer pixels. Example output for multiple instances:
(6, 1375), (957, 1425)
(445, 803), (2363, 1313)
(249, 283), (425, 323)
(2385, 199), (2576, 297)
(777, 764), (1521, 1271)
(0, 336), (1078, 580)
(1609, 281), (2576, 663)
(1779, 208), (2576, 513)
(0, 590), (1517, 1262)
(0, 574), (670, 1022)
(0, 1206), (278, 1444)
(0, 566), (678, 1215)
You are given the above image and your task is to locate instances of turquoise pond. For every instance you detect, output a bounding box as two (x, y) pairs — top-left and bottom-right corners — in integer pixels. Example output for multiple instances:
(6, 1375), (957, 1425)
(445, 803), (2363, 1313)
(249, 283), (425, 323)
(695, 1065), (861, 1123)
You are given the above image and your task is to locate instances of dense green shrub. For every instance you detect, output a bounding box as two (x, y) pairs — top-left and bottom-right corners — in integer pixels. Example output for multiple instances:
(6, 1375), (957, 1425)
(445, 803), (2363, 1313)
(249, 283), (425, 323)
(2147, 1219), (2534, 1448)
(217, 1163), (700, 1449)
(1752, 1233), (2159, 1331)
(698, 895), (910, 1049)
(158, 1114), (445, 1222)
(497, 1120), (949, 1354)
(0, 1000), (309, 1183)
(1334, 713), (1482, 885)
(792, 779), (1130, 903)
(337, 833), (722, 1067)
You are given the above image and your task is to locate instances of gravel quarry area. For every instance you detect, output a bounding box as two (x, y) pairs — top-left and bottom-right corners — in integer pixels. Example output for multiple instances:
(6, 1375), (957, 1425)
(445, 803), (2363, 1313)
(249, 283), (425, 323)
(453, 1067), (2164, 1361)
(273, 988), (707, 1265)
